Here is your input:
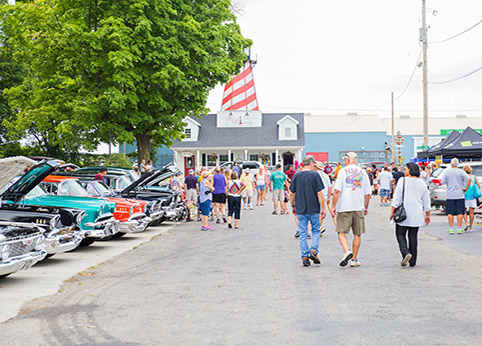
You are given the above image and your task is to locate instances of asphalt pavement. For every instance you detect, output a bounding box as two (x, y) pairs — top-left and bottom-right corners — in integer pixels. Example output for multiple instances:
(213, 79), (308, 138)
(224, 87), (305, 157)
(1, 196), (482, 346)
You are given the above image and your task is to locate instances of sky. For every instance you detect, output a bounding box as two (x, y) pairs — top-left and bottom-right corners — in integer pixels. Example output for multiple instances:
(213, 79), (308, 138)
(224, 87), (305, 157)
(206, 0), (482, 119)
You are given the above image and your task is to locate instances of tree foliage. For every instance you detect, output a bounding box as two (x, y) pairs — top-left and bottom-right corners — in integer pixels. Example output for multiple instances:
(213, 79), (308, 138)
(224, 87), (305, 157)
(0, 0), (251, 161)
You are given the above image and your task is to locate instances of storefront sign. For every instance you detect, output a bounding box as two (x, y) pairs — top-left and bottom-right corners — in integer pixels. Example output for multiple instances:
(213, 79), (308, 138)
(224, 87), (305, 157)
(181, 151), (194, 157)
(441, 129), (482, 135)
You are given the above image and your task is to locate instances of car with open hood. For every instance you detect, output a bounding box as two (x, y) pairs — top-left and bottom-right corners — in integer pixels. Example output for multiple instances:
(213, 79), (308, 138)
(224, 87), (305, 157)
(0, 156), (85, 259)
(1, 159), (119, 244)
(42, 176), (151, 234)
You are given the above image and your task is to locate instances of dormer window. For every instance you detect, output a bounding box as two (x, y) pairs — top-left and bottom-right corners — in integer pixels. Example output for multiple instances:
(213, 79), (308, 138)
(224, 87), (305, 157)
(185, 128), (191, 139)
(285, 127), (291, 138)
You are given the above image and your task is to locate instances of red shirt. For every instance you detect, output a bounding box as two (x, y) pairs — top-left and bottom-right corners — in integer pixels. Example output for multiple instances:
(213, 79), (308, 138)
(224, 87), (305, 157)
(94, 173), (106, 183)
(286, 169), (296, 181)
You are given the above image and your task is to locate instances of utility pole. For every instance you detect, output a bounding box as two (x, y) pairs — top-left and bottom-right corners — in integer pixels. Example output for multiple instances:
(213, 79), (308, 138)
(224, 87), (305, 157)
(422, 0), (429, 146)
(391, 91), (395, 163)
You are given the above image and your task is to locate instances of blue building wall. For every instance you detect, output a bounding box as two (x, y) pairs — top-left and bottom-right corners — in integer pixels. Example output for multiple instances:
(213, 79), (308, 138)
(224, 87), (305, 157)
(303, 132), (415, 164)
(123, 143), (174, 169)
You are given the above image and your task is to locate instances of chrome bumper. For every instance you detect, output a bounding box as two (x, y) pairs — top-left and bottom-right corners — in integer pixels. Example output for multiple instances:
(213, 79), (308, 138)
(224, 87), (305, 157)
(119, 213), (151, 233)
(44, 232), (83, 254)
(148, 210), (165, 221)
(0, 250), (47, 276)
(162, 206), (185, 219)
(83, 217), (120, 238)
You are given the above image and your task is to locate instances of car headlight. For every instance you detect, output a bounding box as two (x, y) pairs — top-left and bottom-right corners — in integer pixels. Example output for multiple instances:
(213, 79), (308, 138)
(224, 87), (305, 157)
(1, 244), (11, 261)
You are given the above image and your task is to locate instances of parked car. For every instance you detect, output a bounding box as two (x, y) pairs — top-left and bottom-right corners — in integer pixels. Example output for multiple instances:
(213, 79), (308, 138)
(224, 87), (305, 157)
(42, 176), (152, 235)
(0, 157), (84, 257)
(74, 166), (140, 191)
(2, 159), (119, 245)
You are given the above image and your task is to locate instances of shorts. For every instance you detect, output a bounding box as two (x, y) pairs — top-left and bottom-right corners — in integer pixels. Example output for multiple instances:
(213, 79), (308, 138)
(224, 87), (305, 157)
(466, 199), (477, 209)
(200, 200), (212, 216)
(335, 211), (366, 236)
(241, 189), (253, 198)
(446, 199), (465, 215)
(212, 193), (226, 204)
(379, 189), (390, 197)
(272, 189), (284, 202)
(257, 184), (266, 190)
(185, 189), (197, 202)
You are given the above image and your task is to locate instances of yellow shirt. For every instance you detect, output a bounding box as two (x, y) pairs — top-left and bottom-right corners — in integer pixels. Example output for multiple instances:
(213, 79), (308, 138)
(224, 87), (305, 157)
(240, 173), (254, 191)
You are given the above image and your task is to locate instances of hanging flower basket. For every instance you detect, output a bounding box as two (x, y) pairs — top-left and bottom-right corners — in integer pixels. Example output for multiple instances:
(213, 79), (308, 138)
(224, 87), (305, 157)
(211, 153), (218, 160)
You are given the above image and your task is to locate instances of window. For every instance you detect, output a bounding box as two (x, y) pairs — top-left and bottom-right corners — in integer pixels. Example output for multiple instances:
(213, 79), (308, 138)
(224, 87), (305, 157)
(207, 155), (217, 167)
(285, 127), (291, 138)
(185, 128), (191, 139)
(249, 154), (259, 161)
(219, 154), (229, 163)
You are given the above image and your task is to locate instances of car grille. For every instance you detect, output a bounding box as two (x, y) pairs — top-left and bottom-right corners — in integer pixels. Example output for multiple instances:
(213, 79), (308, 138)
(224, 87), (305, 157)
(2, 233), (43, 258)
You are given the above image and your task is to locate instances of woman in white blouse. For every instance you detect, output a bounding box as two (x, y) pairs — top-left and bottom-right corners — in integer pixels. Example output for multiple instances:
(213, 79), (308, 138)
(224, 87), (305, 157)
(390, 162), (431, 267)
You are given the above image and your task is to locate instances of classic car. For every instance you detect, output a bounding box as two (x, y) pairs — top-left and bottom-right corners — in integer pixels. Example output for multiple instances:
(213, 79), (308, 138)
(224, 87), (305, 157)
(74, 166), (140, 191)
(2, 159), (119, 244)
(0, 157), (83, 257)
(75, 164), (186, 222)
(42, 176), (152, 234)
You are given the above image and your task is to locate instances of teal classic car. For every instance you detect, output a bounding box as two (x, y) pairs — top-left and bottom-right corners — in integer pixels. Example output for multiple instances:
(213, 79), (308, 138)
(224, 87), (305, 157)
(2, 160), (119, 244)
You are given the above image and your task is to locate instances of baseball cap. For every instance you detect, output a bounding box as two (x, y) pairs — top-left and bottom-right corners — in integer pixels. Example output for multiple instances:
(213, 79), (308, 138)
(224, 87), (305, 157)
(99, 166), (107, 173)
(189, 169), (194, 174)
(342, 152), (358, 160)
(303, 155), (315, 165)
(245, 168), (250, 173)
(275, 164), (282, 169)
(314, 161), (324, 170)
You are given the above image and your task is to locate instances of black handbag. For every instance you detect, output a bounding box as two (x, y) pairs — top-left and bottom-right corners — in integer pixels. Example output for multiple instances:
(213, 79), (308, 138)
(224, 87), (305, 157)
(393, 178), (407, 223)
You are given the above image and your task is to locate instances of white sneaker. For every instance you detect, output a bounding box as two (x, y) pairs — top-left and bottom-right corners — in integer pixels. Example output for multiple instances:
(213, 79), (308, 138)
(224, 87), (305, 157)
(250, 204), (253, 210)
(349, 259), (361, 267)
(339, 251), (353, 267)
(244, 205), (247, 210)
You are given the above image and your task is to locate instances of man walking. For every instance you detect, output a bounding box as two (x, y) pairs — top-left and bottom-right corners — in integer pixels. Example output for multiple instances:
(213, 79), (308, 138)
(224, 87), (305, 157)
(378, 166), (392, 206)
(240, 168), (255, 210)
(184, 169), (199, 221)
(442, 158), (469, 234)
(270, 164), (287, 215)
(290, 155), (326, 267)
(331, 152), (371, 267)
(314, 161), (332, 234)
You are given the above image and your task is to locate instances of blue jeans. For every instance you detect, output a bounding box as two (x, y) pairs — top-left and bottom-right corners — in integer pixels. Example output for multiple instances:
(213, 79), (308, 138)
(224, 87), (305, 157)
(297, 214), (321, 259)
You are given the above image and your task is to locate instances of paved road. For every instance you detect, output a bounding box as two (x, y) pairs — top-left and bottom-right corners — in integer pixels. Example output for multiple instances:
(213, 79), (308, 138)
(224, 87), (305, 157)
(1, 199), (482, 345)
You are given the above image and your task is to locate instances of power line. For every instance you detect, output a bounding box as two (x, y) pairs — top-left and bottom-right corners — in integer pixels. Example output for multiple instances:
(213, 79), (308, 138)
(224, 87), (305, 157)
(429, 65), (482, 84)
(394, 50), (422, 101)
(429, 19), (482, 44)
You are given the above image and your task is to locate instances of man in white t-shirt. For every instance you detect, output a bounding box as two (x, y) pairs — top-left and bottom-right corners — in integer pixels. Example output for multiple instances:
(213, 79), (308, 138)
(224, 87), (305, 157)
(314, 161), (332, 234)
(331, 152), (372, 267)
(378, 166), (392, 206)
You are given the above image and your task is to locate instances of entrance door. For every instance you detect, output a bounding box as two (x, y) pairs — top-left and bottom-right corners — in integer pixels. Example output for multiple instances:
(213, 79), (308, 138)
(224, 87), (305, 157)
(184, 156), (195, 177)
(282, 151), (294, 171)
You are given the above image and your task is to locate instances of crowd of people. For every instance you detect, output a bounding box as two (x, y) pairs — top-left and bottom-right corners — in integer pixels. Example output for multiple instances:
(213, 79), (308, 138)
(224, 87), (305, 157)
(170, 153), (482, 268)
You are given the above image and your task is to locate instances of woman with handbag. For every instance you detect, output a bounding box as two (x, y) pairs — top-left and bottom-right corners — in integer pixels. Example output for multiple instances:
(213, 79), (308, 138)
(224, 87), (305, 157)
(390, 162), (431, 267)
(462, 165), (481, 232)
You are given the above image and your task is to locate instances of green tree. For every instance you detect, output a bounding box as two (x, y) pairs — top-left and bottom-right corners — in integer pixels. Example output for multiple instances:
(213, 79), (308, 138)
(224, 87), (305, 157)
(1, 0), (251, 163)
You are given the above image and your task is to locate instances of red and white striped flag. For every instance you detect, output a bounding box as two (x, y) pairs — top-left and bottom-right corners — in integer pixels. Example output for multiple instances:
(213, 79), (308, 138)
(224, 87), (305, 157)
(221, 66), (259, 111)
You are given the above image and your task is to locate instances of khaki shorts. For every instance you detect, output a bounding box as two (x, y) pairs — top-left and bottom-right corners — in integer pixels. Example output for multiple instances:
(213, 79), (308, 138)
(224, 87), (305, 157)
(335, 211), (365, 236)
(272, 189), (284, 202)
(185, 189), (197, 202)
(241, 189), (253, 198)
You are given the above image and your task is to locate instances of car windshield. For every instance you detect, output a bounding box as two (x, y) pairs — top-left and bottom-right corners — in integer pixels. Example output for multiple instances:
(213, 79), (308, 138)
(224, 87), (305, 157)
(60, 180), (89, 197)
(26, 185), (48, 198)
(92, 181), (115, 197)
(117, 176), (132, 190)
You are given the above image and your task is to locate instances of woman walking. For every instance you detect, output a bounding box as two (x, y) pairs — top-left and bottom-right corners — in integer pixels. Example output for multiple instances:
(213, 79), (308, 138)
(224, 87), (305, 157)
(199, 171), (215, 231)
(462, 165), (480, 232)
(371, 164), (379, 196)
(390, 162), (431, 267)
(227, 172), (246, 229)
(255, 166), (266, 206)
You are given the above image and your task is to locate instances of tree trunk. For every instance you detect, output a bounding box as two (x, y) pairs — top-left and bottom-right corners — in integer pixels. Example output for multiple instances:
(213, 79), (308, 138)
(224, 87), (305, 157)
(135, 133), (151, 169)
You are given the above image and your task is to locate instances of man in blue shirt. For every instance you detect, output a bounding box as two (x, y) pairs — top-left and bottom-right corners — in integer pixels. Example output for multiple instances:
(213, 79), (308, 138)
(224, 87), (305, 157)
(290, 155), (326, 267)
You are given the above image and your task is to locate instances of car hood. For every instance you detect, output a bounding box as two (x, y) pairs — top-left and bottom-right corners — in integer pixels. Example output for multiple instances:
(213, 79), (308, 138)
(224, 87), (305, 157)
(25, 194), (116, 214)
(1, 158), (59, 203)
(0, 156), (37, 191)
(120, 164), (179, 194)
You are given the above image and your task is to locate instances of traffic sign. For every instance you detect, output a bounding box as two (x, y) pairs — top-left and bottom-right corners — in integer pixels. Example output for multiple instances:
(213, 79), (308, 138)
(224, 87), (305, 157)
(417, 146), (430, 150)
